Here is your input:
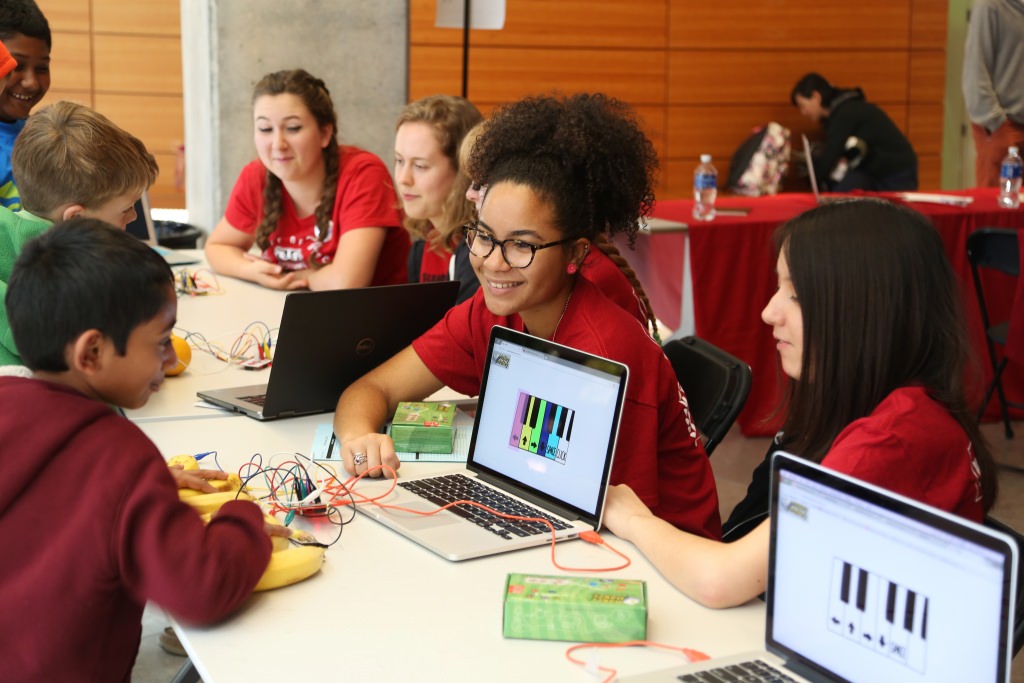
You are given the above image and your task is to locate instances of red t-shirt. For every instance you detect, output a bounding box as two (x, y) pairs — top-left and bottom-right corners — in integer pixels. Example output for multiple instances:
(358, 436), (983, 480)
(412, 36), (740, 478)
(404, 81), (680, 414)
(582, 247), (649, 327)
(823, 385), (985, 522)
(412, 278), (721, 538)
(224, 145), (408, 285)
(418, 242), (452, 283)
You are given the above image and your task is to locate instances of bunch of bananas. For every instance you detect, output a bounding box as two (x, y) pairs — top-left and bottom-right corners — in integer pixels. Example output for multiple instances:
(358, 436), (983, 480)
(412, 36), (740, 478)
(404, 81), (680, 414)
(169, 455), (326, 591)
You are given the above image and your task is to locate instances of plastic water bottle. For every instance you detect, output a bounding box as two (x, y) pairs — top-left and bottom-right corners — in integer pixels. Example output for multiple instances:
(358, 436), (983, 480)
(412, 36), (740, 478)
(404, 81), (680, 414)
(693, 154), (718, 221)
(998, 146), (1022, 209)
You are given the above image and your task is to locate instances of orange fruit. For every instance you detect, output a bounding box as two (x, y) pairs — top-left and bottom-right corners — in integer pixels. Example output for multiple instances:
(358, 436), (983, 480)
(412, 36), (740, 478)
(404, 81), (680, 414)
(166, 334), (192, 376)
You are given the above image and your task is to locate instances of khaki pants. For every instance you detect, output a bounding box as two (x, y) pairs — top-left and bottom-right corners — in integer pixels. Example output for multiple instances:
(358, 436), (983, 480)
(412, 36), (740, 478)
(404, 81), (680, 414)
(972, 119), (1024, 187)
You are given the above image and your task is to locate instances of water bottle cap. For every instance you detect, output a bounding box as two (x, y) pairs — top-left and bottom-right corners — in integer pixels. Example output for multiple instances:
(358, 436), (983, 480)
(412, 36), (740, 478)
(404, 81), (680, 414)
(700, 154), (712, 163)
(1010, 146), (1020, 155)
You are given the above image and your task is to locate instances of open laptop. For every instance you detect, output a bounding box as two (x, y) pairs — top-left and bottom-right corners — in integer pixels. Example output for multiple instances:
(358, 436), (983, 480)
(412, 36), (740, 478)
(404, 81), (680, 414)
(124, 191), (200, 266)
(801, 134), (846, 206)
(353, 325), (628, 561)
(197, 280), (459, 420)
(621, 451), (1017, 683)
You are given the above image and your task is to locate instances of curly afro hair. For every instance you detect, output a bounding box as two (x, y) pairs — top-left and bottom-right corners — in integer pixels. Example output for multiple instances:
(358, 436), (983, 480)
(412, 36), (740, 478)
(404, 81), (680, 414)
(466, 93), (658, 246)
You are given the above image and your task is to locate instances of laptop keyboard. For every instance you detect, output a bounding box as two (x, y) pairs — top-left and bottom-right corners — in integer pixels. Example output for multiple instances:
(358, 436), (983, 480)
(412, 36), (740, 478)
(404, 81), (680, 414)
(398, 473), (572, 540)
(239, 394), (267, 406)
(676, 660), (796, 682)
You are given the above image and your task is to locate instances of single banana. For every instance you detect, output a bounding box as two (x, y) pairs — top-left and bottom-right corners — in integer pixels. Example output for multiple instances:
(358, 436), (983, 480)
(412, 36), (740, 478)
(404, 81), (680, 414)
(206, 473), (243, 493)
(253, 545), (325, 592)
(167, 454), (199, 471)
(183, 490), (253, 516)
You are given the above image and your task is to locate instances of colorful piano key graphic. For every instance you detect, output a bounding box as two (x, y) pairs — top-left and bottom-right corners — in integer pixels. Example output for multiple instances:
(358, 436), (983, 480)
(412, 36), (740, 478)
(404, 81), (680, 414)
(828, 559), (929, 674)
(508, 391), (573, 464)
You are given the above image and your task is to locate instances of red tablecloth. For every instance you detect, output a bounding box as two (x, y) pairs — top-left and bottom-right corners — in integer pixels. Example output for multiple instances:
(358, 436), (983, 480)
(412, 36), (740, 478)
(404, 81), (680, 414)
(626, 189), (1024, 436)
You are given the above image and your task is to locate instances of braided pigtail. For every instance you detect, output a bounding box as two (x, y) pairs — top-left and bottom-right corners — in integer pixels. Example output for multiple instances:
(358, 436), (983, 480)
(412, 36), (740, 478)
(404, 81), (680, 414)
(313, 137), (341, 261)
(593, 234), (661, 343)
(255, 172), (283, 250)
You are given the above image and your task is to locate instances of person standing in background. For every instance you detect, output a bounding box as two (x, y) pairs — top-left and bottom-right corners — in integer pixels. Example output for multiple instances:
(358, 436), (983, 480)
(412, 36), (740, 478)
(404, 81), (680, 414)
(962, 0), (1024, 187)
(0, 0), (50, 211)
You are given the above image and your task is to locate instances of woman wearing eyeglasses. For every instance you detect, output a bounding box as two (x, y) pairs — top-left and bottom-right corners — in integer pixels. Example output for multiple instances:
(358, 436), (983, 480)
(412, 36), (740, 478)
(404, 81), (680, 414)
(334, 93), (721, 538)
(205, 69), (408, 291)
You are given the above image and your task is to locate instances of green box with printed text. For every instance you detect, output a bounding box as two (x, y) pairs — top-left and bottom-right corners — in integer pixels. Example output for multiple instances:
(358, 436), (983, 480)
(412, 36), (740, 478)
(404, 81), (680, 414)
(502, 573), (647, 643)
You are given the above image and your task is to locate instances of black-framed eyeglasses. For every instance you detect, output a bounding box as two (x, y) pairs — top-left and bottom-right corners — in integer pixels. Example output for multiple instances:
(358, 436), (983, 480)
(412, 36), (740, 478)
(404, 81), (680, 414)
(462, 220), (573, 269)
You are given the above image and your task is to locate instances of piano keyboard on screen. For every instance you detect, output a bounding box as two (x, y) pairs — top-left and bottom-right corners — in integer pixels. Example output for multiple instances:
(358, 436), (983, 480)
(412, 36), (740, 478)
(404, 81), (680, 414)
(509, 391), (574, 464)
(828, 559), (929, 674)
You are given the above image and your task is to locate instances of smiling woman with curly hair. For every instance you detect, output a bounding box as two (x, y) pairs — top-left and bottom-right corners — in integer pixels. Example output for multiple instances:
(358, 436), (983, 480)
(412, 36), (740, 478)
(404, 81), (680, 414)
(335, 92), (721, 539)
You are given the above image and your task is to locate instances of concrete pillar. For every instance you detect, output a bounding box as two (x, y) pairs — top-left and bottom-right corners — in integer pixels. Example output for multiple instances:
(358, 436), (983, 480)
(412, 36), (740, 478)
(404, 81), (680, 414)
(180, 0), (408, 232)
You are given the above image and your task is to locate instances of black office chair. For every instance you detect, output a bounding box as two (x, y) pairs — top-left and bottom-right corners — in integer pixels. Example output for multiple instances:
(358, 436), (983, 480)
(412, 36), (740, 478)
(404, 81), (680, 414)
(662, 336), (752, 456)
(966, 228), (1022, 440)
(984, 515), (1024, 656)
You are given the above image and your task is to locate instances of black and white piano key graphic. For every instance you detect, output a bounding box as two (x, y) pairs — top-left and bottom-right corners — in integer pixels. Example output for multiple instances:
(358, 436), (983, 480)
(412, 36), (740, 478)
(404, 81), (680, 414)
(828, 559), (928, 674)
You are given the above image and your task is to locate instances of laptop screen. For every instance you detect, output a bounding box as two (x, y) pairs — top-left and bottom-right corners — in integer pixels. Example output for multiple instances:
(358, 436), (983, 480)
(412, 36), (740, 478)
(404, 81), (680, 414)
(767, 453), (1014, 682)
(467, 327), (627, 522)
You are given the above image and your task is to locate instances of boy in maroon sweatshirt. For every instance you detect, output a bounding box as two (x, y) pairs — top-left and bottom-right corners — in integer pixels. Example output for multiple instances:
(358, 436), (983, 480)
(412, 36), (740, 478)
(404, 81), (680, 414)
(0, 219), (279, 682)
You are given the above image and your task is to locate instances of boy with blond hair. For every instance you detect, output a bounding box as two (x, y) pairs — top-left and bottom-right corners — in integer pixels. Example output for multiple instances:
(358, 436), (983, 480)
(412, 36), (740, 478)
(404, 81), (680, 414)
(0, 220), (280, 682)
(0, 100), (159, 365)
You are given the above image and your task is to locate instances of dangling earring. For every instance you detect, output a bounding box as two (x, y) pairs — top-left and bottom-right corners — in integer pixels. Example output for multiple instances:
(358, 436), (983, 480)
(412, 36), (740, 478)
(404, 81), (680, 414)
(566, 262), (578, 275)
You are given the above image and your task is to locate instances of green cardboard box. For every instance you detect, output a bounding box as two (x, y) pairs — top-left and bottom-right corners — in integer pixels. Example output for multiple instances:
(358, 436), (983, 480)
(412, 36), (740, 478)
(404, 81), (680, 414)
(503, 573), (647, 643)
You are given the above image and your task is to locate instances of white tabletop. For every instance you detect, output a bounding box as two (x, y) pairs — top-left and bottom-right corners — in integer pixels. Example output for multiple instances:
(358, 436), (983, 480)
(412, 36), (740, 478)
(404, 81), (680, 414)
(141, 416), (766, 682)
(132, 256), (768, 682)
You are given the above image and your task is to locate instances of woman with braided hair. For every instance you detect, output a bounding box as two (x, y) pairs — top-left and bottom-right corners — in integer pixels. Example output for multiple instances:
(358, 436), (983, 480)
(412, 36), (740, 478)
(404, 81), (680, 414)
(335, 92), (720, 538)
(206, 69), (407, 291)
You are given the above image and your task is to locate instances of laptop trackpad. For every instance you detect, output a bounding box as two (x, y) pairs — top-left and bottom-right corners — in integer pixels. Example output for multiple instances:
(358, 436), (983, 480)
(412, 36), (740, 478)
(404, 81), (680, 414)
(376, 500), (461, 530)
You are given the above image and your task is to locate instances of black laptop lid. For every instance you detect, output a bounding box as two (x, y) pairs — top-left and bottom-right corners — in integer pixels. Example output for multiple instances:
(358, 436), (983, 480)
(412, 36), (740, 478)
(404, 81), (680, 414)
(262, 280), (459, 417)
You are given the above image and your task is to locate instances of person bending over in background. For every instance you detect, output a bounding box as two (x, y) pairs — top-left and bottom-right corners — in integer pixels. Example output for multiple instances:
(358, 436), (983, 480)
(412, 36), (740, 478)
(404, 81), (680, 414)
(603, 199), (997, 608)
(206, 69), (408, 291)
(335, 92), (720, 538)
(791, 72), (918, 192)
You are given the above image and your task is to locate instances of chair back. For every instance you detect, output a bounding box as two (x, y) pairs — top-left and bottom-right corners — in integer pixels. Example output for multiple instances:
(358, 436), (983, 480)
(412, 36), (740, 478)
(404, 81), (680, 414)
(984, 515), (1024, 656)
(967, 227), (1020, 277)
(662, 336), (752, 455)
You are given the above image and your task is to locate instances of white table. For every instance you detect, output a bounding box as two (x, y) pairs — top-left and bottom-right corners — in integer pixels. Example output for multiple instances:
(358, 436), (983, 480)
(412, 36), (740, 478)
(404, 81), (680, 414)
(131, 257), (768, 682)
(141, 416), (766, 682)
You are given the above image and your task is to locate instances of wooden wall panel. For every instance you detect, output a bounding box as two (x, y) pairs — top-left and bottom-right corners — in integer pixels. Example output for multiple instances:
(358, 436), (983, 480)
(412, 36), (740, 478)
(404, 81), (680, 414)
(466, 48), (666, 105)
(410, 0), (668, 48)
(669, 0), (911, 49)
(409, 46), (464, 100)
(39, 89), (92, 108)
(37, 0), (90, 32)
(93, 35), (183, 94)
(910, 0), (948, 49)
(36, 0), (186, 208)
(93, 93), (184, 155)
(48, 31), (92, 93)
(147, 151), (184, 209)
(92, 0), (181, 36)
(918, 154), (942, 189)
(909, 51), (946, 102)
(668, 51), (910, 105)
(908, 103), (944, 156)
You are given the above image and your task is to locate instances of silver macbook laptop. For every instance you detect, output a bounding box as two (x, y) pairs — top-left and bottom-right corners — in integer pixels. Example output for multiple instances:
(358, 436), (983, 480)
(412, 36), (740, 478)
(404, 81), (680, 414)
(197, 280), (459, 420)
(354, 325), (628, 561)
(621, 451), (1017, 683)
(125, 191), (200, 266)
